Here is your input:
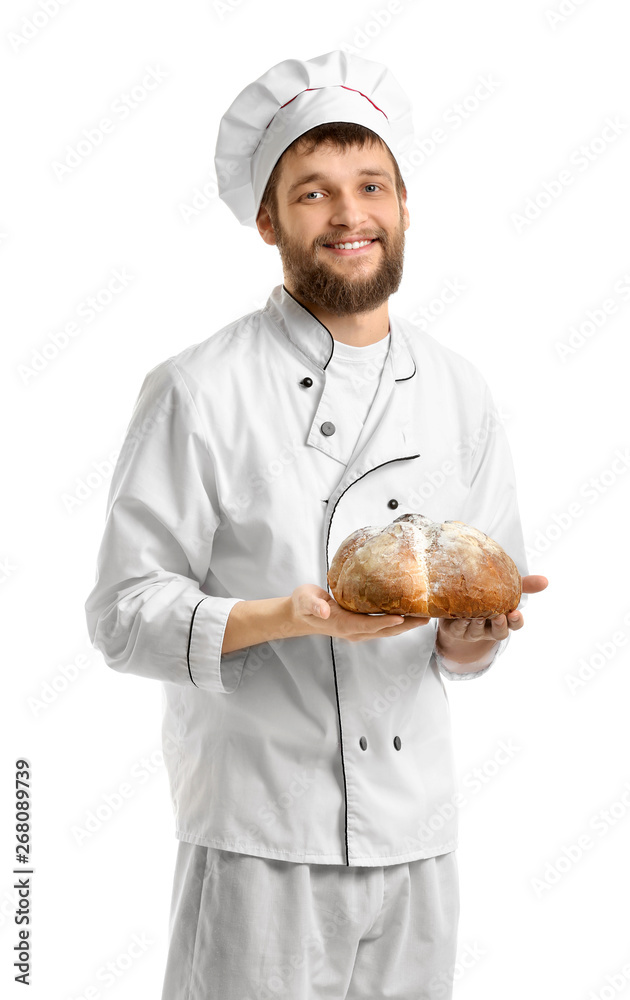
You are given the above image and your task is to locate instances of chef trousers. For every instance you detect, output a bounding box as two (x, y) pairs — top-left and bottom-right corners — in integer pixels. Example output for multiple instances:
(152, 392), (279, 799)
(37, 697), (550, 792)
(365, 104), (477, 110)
(160, 841), (460, 1000)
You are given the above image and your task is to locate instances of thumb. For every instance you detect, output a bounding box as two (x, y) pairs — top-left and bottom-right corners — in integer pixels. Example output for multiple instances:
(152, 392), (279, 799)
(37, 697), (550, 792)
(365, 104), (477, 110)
(312, 600), (331, 618)
(295, 583), (332, 616)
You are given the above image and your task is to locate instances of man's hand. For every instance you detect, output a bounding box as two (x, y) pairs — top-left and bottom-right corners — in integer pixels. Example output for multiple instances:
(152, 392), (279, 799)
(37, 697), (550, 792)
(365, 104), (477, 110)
(436, 574), (548, 663)
(291, 584), (431, 642)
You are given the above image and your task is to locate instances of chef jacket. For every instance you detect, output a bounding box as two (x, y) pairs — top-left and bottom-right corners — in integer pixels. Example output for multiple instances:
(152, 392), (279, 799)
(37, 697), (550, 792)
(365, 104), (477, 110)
(84, 282), (529, 867)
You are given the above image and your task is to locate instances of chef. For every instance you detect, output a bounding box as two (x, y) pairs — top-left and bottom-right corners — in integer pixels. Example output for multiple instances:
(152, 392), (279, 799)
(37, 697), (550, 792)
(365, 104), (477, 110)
(85, 49), (547, 1000)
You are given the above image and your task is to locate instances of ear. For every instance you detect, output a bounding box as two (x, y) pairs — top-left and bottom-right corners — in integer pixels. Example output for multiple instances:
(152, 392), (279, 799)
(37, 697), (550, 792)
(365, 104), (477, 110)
(256, 204), (277, 246)
(401, 187), (410, 232)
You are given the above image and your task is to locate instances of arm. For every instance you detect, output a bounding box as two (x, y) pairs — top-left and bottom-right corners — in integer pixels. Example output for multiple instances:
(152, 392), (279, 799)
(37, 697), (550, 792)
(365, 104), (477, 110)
(222, 587), (432, 653)
(435, 379), (529, 681)
(84, 360), (249, 694)
(221, 596), (299, 653)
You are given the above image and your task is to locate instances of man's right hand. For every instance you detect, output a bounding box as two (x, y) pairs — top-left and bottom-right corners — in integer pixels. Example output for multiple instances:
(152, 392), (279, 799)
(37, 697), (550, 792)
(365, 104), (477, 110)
(290, 584), (430, 642)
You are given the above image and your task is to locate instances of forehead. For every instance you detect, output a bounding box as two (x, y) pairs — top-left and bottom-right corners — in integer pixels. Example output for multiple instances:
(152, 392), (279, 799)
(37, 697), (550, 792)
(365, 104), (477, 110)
(278, 139), (395, 190)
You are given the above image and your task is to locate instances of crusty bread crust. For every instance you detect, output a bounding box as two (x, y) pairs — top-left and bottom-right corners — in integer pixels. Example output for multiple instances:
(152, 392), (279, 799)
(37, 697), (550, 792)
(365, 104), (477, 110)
(327, 513), (521, 618)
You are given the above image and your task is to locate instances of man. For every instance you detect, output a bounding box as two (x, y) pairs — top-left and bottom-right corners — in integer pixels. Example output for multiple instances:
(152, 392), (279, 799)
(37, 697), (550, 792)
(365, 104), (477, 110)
(85, 50), (547, 1000)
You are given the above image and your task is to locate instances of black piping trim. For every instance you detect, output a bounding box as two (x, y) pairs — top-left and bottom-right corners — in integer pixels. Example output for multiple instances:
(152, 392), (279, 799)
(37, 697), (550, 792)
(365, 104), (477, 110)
(396, 357), (416, 382)
(325, 451), (421, 865)
(283, 284), (335, 369)
(186, 598), (207, 687)
(283, 284), (417, 382)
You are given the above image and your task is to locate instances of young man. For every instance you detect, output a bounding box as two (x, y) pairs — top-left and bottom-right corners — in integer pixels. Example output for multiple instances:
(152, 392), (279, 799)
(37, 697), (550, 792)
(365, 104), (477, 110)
(85, 50), (547, 1000)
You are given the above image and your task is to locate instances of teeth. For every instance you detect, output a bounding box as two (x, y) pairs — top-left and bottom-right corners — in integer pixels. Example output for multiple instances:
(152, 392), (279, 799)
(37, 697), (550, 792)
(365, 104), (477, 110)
(329, 239), (374, 250)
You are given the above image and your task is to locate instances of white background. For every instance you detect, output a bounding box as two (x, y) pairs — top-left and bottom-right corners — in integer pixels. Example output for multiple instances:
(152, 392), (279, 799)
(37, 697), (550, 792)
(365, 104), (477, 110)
(2, 0), (630, 997)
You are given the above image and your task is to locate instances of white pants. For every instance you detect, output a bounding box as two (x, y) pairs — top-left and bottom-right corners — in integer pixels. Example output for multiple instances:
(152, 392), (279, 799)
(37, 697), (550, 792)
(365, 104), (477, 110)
(160, 842), (460, 1000)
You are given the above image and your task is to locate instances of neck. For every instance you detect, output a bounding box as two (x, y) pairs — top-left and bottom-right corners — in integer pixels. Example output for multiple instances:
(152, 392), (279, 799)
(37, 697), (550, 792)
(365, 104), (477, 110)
(284, 283), (390, 346)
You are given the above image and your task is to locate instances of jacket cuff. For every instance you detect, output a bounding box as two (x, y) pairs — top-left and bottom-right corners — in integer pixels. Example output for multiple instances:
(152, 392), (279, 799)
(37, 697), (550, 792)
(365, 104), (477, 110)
(187, 596), (248, 693)
(434, 631), (510, 681)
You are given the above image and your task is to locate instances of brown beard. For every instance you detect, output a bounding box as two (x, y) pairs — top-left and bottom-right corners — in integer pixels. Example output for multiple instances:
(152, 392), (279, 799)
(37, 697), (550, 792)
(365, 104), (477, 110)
(270, 210), (406, 317)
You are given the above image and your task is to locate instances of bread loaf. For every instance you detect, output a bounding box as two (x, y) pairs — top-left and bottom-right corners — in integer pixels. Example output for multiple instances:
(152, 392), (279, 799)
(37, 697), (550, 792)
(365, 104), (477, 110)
(327, 513), (521, 618)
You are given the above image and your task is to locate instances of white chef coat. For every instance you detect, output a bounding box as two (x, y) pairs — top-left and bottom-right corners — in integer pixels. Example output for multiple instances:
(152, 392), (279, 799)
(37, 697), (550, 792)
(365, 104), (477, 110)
(85, 282), (529, 867)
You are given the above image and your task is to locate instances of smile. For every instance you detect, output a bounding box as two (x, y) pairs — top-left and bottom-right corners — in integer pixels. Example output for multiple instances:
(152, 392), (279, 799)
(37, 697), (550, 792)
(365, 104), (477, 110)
(323, 239), (379, 256)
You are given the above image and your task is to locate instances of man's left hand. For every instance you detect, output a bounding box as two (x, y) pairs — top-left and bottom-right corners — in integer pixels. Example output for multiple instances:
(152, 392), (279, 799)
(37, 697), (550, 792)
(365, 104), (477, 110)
(436, 574), (548, 652)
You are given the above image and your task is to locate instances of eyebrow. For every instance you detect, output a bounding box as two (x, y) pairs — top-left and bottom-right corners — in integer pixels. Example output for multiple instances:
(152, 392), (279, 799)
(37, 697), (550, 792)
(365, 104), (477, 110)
(286, 167), (394, 197)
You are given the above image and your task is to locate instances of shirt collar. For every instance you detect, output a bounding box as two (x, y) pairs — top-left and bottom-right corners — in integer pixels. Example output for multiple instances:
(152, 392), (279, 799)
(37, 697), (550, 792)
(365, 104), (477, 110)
(264, 283), (416, 382)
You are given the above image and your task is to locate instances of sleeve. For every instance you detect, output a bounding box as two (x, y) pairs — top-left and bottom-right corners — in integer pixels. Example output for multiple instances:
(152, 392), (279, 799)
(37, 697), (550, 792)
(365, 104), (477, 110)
(84, 359), (248, 694)
(434, 378), (529, 682)
(432, 621), (509, 681)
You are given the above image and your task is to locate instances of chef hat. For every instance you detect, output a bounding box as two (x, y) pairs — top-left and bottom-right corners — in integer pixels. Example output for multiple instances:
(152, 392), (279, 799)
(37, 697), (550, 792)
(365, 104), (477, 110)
(214, 49), (415, 229)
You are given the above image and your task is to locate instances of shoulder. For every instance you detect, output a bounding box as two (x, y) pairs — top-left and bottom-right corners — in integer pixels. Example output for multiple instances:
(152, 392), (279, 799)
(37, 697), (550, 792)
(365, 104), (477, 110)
(142, 305), (267, 396)
(393, 312), (490, 397)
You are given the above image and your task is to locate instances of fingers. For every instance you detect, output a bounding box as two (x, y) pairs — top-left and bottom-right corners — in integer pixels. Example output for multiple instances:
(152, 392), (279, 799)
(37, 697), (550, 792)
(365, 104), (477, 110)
(440, 617), (478, 638)
(440, 616), (511, 640)
(347, 615), (430, 641)
(521, 574), (549, 594)
(346, 614), (430, 639)
(379, 615), (430, 632)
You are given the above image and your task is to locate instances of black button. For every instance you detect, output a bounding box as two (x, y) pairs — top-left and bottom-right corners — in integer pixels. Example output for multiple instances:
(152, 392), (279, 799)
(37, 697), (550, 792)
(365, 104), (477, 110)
(321, 421), (336, 436)
(300, 377), (313, 387)
(388, 499), (399, 509)
(359, 736), (368, 751)
(393, 736), (402, 751)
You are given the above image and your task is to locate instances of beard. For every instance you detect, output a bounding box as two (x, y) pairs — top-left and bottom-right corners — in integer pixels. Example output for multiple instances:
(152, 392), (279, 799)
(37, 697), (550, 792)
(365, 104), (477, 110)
(270, 209), (406, 317)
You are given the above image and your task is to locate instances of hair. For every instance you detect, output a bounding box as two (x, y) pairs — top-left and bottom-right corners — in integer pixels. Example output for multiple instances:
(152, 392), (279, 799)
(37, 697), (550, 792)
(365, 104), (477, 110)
(258, 121), (406, 222)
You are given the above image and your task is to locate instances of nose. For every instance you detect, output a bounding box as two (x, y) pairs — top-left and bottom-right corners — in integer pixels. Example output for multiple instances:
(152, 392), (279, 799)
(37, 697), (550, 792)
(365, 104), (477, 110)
(329, 191), (369, 233)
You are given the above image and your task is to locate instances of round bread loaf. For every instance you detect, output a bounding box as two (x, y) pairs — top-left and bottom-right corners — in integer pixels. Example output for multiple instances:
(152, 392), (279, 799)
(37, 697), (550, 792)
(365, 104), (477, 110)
(327, 512), (521, 618)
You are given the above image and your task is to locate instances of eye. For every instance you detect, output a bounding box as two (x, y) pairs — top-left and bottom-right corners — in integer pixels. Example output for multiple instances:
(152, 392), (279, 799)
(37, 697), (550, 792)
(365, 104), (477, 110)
(365, 184), (381, 192)
(303, 191), (323, 200)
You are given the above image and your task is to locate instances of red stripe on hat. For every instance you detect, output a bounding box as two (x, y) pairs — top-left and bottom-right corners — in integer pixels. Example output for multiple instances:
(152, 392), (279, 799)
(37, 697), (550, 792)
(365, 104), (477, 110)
(264, 86), (388, 130)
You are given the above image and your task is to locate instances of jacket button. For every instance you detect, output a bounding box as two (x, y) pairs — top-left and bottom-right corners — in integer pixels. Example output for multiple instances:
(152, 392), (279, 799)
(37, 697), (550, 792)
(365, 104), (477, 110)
(300, 377), (313, 387)
(387, 499), (399, 509)
(359, 736), (368, 751)
(394, 736), (402, 751)
(321, 421), (336, 436)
